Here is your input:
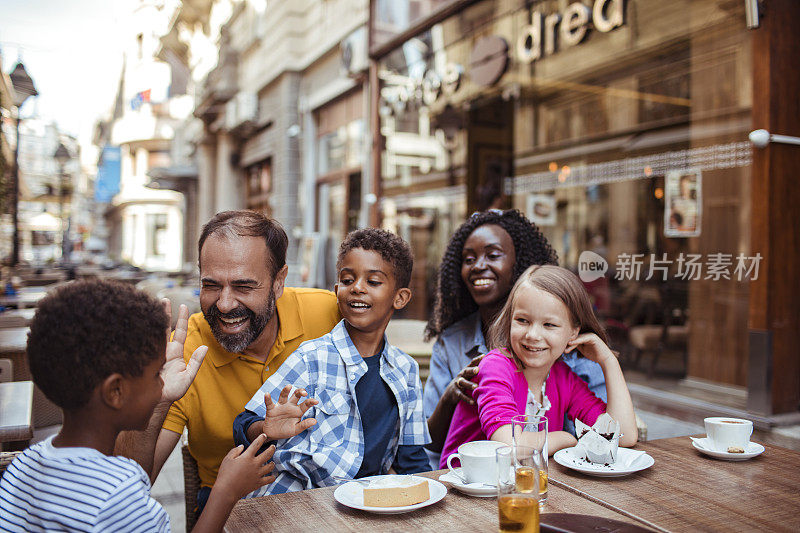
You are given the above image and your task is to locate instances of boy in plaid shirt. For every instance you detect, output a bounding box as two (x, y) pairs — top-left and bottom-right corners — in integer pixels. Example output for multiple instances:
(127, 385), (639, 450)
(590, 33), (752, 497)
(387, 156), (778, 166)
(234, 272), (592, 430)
(233, 228), (431, 495)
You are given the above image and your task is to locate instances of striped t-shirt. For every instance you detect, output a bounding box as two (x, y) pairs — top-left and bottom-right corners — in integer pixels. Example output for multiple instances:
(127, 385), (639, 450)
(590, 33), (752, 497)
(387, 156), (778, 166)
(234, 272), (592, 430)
(0, 436), (170, 532)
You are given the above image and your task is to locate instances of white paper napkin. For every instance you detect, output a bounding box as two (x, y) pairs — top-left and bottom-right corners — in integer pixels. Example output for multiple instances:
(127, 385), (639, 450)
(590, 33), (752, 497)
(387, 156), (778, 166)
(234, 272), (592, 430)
(575, 414), (621, 464)
(618, 449), (647, 468)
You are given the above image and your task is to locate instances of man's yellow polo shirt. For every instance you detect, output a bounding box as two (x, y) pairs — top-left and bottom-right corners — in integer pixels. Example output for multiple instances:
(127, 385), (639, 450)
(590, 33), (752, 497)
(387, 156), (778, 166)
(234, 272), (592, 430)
(163, 286), (340, 488)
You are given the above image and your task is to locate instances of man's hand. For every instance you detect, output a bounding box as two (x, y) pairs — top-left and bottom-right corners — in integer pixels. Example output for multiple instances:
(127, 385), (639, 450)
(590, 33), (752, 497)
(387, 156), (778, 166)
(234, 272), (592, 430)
(160, 300), (208, 403)
(260, 385), (318, 440)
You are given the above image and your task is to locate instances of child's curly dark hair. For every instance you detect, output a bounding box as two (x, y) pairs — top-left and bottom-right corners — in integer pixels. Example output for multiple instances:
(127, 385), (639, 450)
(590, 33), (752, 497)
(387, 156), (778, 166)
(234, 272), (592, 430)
(424, 209), (558, 340)
(26, 279), (168, 410)
(337, 228), (414, 288)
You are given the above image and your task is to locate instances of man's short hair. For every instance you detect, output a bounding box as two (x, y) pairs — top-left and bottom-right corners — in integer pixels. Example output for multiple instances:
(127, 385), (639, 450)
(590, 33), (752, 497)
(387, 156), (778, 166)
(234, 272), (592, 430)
(26, 279), (168, 410)
(198, 210), (288, 278)
(337, 228), (414, 288)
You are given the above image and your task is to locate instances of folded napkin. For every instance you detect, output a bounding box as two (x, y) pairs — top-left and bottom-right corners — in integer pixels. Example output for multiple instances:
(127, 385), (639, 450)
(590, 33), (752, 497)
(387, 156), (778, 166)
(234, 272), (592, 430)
(617, 449), (647, 468)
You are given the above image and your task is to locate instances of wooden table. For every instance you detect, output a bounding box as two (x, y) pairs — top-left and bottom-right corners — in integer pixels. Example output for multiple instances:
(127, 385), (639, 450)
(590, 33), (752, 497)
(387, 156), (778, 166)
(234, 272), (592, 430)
(0, 381), (33, 450)
(0, 287), (48, 309)
(224, 470), (655, 532)
(0, 327), (62, 428)
(0, 308), (36, 329)
(0, 326), (29, 361)
(551, 435), (800, 532)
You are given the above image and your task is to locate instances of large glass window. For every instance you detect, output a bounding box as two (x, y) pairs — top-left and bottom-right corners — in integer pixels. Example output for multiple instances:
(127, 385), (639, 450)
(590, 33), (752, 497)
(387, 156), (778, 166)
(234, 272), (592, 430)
(371, 0), (458, 51)
(318, 120), (364, 176)
(378, 0), (753, 391)
(381, 190), (467, 319)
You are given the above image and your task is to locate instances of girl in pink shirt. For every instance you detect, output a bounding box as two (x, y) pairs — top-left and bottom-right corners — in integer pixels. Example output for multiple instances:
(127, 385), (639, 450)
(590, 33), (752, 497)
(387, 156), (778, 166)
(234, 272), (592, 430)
(441, 265), (637, 466)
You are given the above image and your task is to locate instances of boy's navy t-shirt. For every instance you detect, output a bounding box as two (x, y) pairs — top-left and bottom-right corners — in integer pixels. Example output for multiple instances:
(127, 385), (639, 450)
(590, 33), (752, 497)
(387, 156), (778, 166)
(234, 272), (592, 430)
(355, 351), (429, 477)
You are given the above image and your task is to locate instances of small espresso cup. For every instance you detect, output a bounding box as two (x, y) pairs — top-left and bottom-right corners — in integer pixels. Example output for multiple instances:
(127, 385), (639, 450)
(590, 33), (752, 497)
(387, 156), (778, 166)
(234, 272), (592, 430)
(447, 440), (505, 485)
(704, 417), (753, 452)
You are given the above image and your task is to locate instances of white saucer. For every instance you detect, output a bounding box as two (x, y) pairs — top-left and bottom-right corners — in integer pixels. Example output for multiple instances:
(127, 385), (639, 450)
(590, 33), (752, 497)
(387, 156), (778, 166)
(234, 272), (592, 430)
(690, 437), (765, 461)
(333, 475), (447, 514)
(438, 469), (496, 497)
(553, 447), (654, 477)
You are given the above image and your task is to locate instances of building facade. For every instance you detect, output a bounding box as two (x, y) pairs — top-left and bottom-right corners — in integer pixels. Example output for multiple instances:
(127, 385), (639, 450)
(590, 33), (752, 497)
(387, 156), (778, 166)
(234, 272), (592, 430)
(15, 121), (81, 264)
(149, 0), (236, 268)
(98, 0), (187, 272)
(0, 52), (16, 262)
(190, 0), (370, 287)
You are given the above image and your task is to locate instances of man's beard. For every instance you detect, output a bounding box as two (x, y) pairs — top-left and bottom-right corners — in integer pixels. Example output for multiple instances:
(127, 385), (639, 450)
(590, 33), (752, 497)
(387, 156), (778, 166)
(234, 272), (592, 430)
(204, 290), (276, 353)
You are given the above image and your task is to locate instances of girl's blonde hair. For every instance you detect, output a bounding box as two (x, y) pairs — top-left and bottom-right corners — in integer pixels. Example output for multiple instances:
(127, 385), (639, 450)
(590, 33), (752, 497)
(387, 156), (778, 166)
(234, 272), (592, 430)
(487, 265), (609, 369)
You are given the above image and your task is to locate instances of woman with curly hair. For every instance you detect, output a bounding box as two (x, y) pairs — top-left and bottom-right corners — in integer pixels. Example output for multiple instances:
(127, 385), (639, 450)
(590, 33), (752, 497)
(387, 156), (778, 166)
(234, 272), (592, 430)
(423, 209), (607, 466)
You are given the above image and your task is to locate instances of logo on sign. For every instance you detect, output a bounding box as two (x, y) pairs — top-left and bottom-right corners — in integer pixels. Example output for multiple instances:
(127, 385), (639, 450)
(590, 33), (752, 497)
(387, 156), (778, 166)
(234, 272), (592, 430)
(578, 251), (609, 282)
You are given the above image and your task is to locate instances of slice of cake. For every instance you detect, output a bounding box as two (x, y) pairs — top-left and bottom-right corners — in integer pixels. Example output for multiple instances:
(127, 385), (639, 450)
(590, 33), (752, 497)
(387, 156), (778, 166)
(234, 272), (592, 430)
(362, 476), (430, 507)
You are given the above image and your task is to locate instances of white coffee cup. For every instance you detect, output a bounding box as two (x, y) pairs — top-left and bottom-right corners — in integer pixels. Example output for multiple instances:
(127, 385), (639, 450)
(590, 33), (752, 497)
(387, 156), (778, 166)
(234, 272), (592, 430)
(704, 417), (753, 452)
(446, 440), (505, 485)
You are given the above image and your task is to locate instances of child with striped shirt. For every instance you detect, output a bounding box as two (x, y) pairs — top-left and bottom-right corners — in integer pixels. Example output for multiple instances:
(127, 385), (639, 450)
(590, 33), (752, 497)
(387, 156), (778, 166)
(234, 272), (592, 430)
(0, 280), (274, 532)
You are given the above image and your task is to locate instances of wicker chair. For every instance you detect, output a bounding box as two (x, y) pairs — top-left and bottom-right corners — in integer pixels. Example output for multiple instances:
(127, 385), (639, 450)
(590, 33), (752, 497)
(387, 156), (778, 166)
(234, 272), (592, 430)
(0, 451), (21, 478)
(182, 444), (201, 532)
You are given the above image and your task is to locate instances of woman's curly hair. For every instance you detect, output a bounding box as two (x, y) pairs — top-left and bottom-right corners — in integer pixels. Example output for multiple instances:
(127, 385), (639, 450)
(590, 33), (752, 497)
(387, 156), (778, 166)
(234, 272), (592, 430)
(424, 209), (558, 340)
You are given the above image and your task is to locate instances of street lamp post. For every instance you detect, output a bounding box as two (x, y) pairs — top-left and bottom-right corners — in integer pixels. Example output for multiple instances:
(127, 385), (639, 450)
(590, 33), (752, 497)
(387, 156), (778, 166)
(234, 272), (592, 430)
(9, 62), (38, 266)
(53, 142), (71, 262)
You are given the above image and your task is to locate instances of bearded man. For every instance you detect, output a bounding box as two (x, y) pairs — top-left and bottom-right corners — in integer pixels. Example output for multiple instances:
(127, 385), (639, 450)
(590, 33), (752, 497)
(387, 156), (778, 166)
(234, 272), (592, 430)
(116, 211), (339, 517)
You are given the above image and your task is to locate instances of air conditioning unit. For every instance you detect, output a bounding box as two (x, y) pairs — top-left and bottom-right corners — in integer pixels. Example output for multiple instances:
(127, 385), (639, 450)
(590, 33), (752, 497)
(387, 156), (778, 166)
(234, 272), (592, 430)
(225, 92), (258, 130)
(341, 26), (368, 77)
(237, 92), (258, 124)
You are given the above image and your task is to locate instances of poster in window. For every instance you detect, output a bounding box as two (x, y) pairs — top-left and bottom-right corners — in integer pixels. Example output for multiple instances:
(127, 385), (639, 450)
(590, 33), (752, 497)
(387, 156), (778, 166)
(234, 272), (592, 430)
(526, 194), (556, 227)
(665, 169), (702, 238)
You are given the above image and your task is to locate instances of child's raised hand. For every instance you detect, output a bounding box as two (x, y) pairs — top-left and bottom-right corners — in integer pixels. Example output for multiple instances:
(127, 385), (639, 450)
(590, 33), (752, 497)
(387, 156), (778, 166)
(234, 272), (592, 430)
(565, 333), (616, 366)
(160, 301), (208, 403)
(215, 434), (276, 499)
(261, 385), (318, 440)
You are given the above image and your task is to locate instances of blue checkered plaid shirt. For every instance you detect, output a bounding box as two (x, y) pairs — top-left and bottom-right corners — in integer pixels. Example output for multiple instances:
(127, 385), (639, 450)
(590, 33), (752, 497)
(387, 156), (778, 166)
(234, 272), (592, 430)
(243, 320), (431, 496)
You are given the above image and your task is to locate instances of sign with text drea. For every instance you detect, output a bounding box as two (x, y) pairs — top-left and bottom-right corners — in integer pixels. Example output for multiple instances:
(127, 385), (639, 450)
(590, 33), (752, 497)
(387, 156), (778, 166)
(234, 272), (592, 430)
(517, 0), (625, 64)
(379, 0), (625, 114)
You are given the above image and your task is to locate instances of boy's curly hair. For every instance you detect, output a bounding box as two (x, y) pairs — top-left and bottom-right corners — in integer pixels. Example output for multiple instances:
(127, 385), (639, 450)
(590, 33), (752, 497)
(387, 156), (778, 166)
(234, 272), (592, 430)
(424, 209), (558, 340)
(337, 228), (414, 288)
(26, 279), (168, 410)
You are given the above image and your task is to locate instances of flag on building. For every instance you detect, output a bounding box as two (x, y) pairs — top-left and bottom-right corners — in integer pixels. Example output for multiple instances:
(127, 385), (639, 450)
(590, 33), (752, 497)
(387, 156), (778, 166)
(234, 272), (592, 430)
(130, 89), (152, 110)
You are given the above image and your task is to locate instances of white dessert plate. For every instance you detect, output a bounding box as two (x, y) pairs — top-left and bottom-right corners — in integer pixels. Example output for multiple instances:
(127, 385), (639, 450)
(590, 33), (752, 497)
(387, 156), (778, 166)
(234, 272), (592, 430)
(333, 475), (447, 514)
(553, 447), (654, 477)
(690, 437), (765, 461)
(438, 468), (496, 497)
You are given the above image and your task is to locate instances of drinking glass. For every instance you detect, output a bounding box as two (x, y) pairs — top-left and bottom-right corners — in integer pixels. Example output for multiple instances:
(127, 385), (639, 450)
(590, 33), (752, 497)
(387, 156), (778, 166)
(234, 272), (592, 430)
(496, 445), (540, 533)
(511, 415), (548, 504)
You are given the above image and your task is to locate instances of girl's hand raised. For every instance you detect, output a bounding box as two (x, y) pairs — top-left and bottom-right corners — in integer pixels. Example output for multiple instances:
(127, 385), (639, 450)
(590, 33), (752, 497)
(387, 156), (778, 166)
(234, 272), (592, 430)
(565, 333), (616, 366)
(567, 332), (637, 447)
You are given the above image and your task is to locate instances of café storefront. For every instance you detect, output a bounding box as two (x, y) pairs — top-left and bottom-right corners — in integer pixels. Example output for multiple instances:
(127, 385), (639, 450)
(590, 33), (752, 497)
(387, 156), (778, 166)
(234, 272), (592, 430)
(369, 0), (800, 416)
